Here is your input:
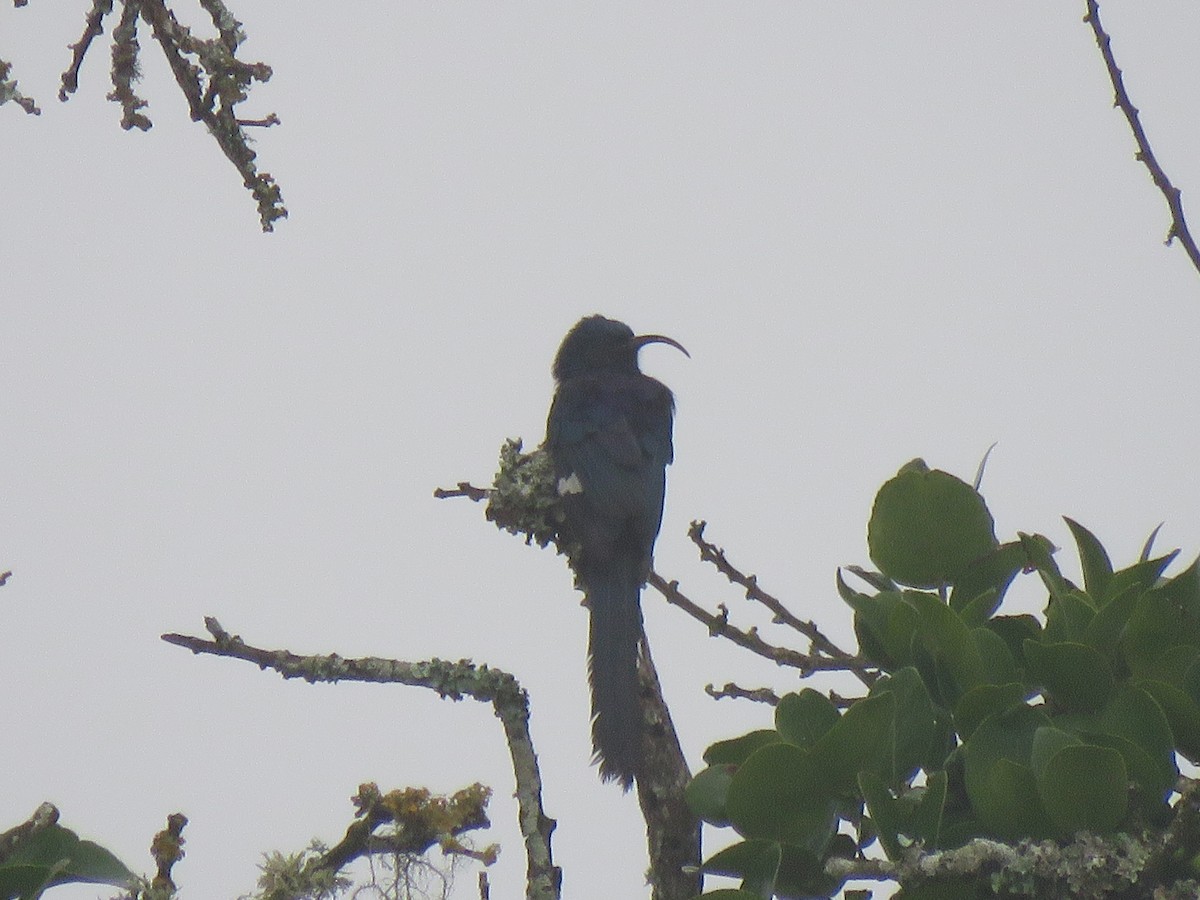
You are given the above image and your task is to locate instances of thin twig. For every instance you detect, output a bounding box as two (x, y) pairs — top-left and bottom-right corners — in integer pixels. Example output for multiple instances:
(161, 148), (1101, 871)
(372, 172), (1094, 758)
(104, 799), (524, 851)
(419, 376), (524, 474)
(1084, 0), (1200, 277)
(647, 572), (876, 682)
(705, 683), (781, 705)
(59, 0), (115, 100)
(434, 481), (492, 501)
(237, 112), (280, 127)
(689, 520), (860, 664)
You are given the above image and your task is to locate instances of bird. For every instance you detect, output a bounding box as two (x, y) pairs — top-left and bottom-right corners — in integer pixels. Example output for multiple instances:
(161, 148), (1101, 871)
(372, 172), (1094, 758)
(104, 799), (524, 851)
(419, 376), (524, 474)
(544, 314), (687, 789)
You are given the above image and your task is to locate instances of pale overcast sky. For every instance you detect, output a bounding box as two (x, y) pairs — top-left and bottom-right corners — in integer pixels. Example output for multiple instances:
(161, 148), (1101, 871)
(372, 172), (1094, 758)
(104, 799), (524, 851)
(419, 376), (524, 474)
(4, 3), (1200, 899)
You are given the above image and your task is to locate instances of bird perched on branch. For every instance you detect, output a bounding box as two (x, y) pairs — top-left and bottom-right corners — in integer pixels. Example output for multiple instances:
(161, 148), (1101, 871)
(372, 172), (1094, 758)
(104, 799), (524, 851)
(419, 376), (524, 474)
(545, 315), (687, 789)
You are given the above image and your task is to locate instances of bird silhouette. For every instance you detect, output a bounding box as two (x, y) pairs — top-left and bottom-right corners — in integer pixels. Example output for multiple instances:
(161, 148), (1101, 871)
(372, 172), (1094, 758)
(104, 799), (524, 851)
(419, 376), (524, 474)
(545, 315), (687, 789)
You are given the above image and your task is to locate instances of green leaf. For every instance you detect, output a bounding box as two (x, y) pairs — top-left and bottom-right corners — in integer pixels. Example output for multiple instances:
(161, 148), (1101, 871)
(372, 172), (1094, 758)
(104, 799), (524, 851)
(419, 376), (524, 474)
(1056, 685), (1177, 819)
(1139, 680), (1200, 762)
(1152, 555), (1200, 612)
(954, 683), (1029, 741)
(859, 771), (905, 860)
(912, 770), (948, 847)
(868, 667), (936, 785)
(686, 765), (735, 826)
(973, 626), (1018, 685)
(949, 540), (1030, 618)
(726, 743), (837, 849)
(845, 589), (909, 670)
(1107, 551), (1179, 604)
(1029, 725), (1083, 779)
(0, 862), (62, 900)
(704, 730), (781, 766)
(0, 824), (135, 897)
(1083, 583), (1140, 661)
(902, 592), (986, 706)
(809, 692), (897, 795)
(1023, 640), (1115, 713)
(924, 707), (958, 771)
(1141, 524), (1164, 560)
(1064, 517), (1113, 602)
(1094, 686), (1176, 784)
(1138, 645), (1200, 685)
(777, 841), (848, 899)
(986, 615), (1042, 668)
(1037, 744), (1128, 835)
(700, 839), (775, 878)
(956, 589), (1002, 629)
(1043, 588), (1096, 645)
(733, 841), (781, 898)
(1018, 532), (1066, 595)
(963, 704), (1055, 840)
(868, 465), (998, 589)
(776, 690), (840, 749)
(1123, 558), (1200, 680)
(973, 757), (1052, 841)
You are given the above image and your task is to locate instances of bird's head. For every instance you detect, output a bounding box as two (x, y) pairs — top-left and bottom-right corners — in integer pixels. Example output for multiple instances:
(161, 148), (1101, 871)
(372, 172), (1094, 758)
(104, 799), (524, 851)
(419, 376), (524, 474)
(552, 315), (689, 381)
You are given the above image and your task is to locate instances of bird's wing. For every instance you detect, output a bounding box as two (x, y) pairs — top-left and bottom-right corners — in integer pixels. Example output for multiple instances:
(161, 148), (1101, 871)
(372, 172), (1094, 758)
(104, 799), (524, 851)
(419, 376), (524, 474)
(547, 377), (672, 527)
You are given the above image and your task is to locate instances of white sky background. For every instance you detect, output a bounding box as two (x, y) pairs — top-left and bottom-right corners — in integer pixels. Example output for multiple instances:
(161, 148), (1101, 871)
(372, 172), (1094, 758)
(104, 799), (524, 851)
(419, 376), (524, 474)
(3, 2), (1200, 898)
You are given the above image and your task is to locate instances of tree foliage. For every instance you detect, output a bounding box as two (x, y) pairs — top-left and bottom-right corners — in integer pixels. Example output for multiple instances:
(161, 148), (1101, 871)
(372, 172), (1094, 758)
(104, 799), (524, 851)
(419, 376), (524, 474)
(689, 460), (1200, 898)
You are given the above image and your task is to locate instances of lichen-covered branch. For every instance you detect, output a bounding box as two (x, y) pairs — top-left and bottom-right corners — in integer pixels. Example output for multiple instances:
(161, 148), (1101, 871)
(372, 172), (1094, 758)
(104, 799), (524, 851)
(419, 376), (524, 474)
(149, 813), (187, 895)
(635, 639), (702, 899)
(109, 0), (150, 130)
(0, 56), (40, 114)
(318, 783), (493, 874)
(47, 0), (285, 230)
(161, 617), (560, 900)
(825, 830), (1187, 899)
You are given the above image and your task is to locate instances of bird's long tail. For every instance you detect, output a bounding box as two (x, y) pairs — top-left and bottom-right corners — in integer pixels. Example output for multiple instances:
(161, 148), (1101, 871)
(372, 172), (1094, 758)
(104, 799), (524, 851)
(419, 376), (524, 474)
(586, 566), (644, 790)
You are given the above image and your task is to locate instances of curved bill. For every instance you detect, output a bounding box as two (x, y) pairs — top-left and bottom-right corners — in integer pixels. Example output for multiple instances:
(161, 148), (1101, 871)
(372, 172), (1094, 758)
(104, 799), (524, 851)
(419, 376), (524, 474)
(630, 333), (690, 358)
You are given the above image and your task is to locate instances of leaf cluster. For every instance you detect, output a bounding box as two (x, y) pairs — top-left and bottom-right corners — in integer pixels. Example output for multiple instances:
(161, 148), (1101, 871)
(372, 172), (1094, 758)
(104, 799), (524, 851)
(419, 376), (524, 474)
(686, 460), (1200, 898)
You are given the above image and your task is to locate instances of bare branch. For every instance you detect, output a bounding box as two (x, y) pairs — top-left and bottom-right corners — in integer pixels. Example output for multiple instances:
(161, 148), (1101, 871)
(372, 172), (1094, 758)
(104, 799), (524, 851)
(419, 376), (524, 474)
(434, 481), (492, 501)
(648, 572), (877, 683)
(705, 682), (863, 710)
(59, 0), (115, 101)
(705, 682), (781, 705)
(1084, 0), (1200, 277)
(162, 618), (561, 900)
(688, 520), (863, 667)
